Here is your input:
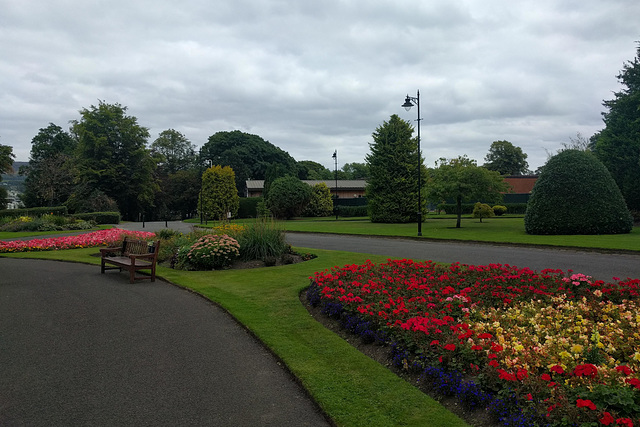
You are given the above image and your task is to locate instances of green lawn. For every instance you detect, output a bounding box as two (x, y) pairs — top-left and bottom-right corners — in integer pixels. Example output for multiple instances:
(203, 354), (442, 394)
(190, 216), (640, 252)
(2, 247), (468, 427)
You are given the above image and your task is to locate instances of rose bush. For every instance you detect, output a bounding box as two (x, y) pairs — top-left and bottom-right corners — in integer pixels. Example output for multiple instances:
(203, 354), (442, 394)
(309, 259), (640, 426)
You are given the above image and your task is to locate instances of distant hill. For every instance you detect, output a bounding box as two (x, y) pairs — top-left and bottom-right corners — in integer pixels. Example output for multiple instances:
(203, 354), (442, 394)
(1, 161), (28, 192)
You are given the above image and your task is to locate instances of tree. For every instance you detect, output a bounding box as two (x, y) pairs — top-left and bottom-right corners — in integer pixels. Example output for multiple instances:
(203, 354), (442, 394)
(524, 150), (632, 235)
(200, 165), (240, 221)
(365, 114), (427, 223)
(342, 162), (370, 180)
(0, 143), (15, 209)
(472, 202), (494, 222)
(303, 182), (333, 217)
(297, 160), (332, 180)
(71, 101), (157, 220)
(200, 131), (297, 195)
(21, 123), (76, 207)
(150, 129), (197, 175)
(266, 175), (312, 219)
(427, 155), (509, 228)
(483, 140), (529, 175)
(593, 43), (640, 211)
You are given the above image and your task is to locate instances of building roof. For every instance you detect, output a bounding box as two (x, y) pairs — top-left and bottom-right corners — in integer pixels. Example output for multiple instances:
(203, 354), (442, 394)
(246, 180), (367, 190)
(503, 175), (538, 194)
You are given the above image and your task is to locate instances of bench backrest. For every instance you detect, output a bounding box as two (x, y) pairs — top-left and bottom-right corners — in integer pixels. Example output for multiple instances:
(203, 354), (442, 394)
(121, 238), (160, 257)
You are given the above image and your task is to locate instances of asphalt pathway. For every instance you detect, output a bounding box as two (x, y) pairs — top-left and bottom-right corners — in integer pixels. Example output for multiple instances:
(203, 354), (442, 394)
(0, 258), (330, 427)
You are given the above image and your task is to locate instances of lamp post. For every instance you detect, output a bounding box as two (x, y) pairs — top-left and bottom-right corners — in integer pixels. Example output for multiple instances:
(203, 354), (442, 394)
(402, 90), (423, 236)
(332, 150), (338, 220)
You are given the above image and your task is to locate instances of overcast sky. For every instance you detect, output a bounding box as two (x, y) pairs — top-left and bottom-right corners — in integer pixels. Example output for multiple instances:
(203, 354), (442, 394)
(1, 0), (638, 172)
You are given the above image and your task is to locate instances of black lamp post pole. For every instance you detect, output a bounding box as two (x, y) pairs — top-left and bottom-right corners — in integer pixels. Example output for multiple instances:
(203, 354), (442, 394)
(402, 90), (422, 236)
(333, 150), (338, 220)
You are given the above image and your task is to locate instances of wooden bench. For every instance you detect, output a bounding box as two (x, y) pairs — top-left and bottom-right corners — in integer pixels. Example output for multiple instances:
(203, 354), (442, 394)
(100, 238), (160, 283)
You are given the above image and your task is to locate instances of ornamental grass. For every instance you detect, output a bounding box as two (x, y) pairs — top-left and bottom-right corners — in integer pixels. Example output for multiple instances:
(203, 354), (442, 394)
(309, 259), (640, 426)
(0, 228), (156, 253)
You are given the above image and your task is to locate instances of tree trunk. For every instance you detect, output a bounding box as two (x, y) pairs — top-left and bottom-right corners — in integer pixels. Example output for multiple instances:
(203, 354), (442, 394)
(456, 195), (462, 228)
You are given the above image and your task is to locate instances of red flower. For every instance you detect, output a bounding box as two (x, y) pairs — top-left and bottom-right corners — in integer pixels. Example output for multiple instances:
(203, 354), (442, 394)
(540, 373), (551, 381)
(478, 332), (493, 339)
(488, 360), (499, 367)
(490, 343), (504, 353)
(574, 364), (598, 378)
(444, 344), (456, 351)
(550, 365), (565, 374)
(498, 369), (516, 381)
(576, 399), (597, 410)
(616, 365), (632, 376)
(526, 393), (533, 401)
(625, 378), (640, 390)
(615, 418), (633, 427)
(471, 345), (483, 351)
(430, 340), (440, 346)
(600, 412), (615, 425)
(516, 368), (528, 381)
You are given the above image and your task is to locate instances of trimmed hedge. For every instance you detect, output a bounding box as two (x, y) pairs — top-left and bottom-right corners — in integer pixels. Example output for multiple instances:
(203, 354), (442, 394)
(72, 211), (121, 224)
(0, 206), (68, 218)
(238, 197), (262, 218)
(438, 203), (528, 215)
(524, 150), (633, 235)
(336, 205), (368, 217)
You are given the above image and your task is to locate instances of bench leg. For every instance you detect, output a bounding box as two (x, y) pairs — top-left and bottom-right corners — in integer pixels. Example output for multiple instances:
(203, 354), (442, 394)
(129, 268), (136, 284)
(101, 259), (105, 274)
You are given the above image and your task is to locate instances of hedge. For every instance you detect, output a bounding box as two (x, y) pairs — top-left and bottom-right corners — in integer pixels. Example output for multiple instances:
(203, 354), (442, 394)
(437, 203), (528, 215)
(0, 206), (68, 218)
(238, 197), (262, 218)
(72, 211), (121, 224)
(337, 205), (368, 217)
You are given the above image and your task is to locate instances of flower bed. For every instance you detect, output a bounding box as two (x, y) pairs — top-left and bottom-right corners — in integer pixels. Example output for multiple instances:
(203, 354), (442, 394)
(0, 229), (156, 253)
(308, 259), (640, 426)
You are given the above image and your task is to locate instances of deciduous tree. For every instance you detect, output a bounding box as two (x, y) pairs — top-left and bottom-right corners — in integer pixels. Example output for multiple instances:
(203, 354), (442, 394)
(483, 140), (529, 175)
(266, 175), (311, 219)
(71, 101), (156, 220)
(427, 155), (508, 228)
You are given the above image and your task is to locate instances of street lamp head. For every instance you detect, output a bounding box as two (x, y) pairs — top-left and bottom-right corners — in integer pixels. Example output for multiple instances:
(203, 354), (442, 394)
(402, 95), (413, 111)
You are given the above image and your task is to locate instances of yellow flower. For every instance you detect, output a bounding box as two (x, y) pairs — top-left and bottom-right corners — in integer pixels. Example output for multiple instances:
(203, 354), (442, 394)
(633, 352), (640, 362)
(571, 344), (584, 354)
(559, 351), (571, 359)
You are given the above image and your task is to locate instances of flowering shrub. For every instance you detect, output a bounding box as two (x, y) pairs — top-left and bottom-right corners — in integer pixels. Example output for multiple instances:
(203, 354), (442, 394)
(176, 234), (240, 270)
(309, 259), (640, 426)
(0, 228), (156, 253)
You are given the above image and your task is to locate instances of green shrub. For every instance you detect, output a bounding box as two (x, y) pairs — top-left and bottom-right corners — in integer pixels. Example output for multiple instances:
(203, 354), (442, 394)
(72, 211), (121, 224)
(0, 206), (68, 218)
(236, 218), (288, 261)
(266, 176), (312, 219)
(472, 202), (494, 222)
(336, 205), (368, 217)
(303, 183), (333, 217)
(238, 197), (262, 218)
(492, 205), (507, 216)
(524, 150), (633, 235)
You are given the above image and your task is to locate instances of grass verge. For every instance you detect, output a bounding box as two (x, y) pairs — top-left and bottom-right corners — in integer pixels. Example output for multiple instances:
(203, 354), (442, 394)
(1, 248), (468, 427)
(191, 217), (640, 252)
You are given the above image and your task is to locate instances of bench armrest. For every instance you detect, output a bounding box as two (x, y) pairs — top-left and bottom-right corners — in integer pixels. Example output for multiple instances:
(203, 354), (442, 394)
(100, 247), (121, 256)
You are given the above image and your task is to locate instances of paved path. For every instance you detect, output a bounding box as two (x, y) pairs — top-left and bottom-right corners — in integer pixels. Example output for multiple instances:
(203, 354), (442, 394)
(285, 232), (640, 281)
(114, 221), (640, 280)
(0, 258), (330, 427)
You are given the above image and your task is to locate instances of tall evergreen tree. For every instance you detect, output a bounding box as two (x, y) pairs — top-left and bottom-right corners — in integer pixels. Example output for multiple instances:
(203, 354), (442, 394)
(200, 165), (239, 221)
(71, 101), (156, 220)
(365, 114), (426, 223)
(0, 143), (15, 209)
(594, 43), (640, 211)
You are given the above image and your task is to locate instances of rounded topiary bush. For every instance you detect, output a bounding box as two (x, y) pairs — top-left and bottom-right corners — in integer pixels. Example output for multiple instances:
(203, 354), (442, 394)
(524, 150), (633, 235)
